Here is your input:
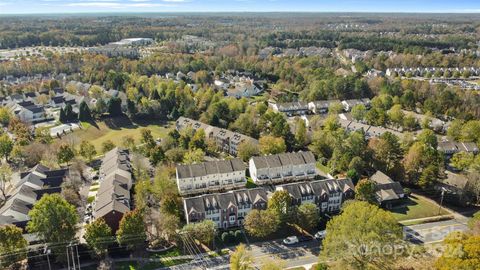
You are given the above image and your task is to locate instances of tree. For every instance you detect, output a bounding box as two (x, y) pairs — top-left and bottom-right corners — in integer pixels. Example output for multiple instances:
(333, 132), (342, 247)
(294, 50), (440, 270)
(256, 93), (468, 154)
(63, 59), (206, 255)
(107, 96), (123, 116)
(0, 107), (11, 126)
(79, 140), (97, 161)
(368, 132), (402, 175)
(78, 100), (93, 121)
(355, 179), (377, 204)
(351, 104), (367, 121)
(244, 209), (280, 238)
(0, 134), (13, 161)
(57, 143), (75, 165)
(435, 231), (480, 270)
(259, 135), (286, 155)
(27, 194), (78, 253)
(116, 210), (146, 250)
(189, 128), (206, 150)
(122, 135), (136, 150)
(322, 201), (404, 270)
(183, 148), (205, 164)
(450, 152), (474, 171)
(297, 202), (320, 231)
(183, 220), (216, 247)
(268, 190), (293, 223)
(295, 119), (308, 149)
(0, 225), (28, 268)
(84, 218), (112, 257)
(230, 243), (253, 270)
(418, 164), (438, 189)
(237, 141), (259, 162)
(140, 128), (156, 149)
(101, 140), (115, 153)
(149, 145), (165, 165)
(0, 163), (12, 205)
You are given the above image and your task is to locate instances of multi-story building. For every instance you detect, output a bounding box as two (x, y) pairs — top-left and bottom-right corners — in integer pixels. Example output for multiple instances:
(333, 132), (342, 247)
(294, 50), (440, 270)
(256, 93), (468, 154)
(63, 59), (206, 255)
(270, 101), (310, 116)
(183, 188), (267, 229)
(176, 158), (246, 195)
(93, 148), (133, 232)
(437, 140), (479, 156)
(0, 164), (70, 229)
(276, 178), (355, 214)
(341, 98), (371, 112)
(307, 100), (340, 114)
(249, 151), (317, 185)
(176, 117), (258, 156)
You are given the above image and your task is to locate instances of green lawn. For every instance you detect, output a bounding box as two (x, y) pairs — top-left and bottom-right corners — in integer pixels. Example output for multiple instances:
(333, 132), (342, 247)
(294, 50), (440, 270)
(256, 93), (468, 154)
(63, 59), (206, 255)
(390, 195), (450, 222)
(70, 116), (172, 150)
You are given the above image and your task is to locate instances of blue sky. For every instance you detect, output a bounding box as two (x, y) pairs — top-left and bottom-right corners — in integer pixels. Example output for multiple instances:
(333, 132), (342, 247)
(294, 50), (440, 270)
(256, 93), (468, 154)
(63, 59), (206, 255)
(1, 0), (480, 14)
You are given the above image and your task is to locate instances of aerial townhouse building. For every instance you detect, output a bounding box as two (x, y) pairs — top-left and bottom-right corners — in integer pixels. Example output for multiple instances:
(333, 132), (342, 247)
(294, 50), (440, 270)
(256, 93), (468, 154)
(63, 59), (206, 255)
(176, 116), (258, 156)
(270, 101), (310, 116)
(307, 100), (340, 114)
(276, 178), (355, 214)
(93, 148), (133, 232)
(249, 151), (317, 185)
(176, 158), (246, 195)
(183, 188), (268, 229)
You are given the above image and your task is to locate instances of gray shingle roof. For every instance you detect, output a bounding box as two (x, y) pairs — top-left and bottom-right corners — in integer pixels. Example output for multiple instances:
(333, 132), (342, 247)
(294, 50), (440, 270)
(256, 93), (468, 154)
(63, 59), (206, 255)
(176, 158), (245, 179)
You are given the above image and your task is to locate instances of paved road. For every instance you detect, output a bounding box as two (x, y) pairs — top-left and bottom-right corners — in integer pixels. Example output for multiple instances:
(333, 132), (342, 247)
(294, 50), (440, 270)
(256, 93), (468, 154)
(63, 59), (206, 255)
(404, 219), (469, 244)
(157, 238), (322, 270)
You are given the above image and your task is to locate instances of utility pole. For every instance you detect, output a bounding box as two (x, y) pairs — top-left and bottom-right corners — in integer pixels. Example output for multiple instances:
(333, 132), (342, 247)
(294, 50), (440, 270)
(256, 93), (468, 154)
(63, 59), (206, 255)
(76, 244), (81, 270)
(66, 245), (71, 270)
(43, 246), (51, 270)
(438, 188), (445, 215)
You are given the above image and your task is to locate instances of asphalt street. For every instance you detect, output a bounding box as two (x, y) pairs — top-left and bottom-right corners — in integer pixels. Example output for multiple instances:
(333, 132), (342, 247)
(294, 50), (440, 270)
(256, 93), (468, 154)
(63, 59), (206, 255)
(404, 218), (469, 244)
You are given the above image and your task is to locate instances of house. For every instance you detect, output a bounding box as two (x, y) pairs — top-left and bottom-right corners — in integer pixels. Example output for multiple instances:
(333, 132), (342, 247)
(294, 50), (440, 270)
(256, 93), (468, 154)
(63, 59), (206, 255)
(183, 188), (267, 229)
(270, 102), (310, 116)
(176, 158), (246, 195)
(276, 178), (355, 214)
(0, 164), (70, 229)
(226, 80), (263, 98)
(341, 98), (371, 112)
(176, 117), (258, 156)
(249, 151), (317, 185)
(370, 171), (405, 208)
(7, 100), (46, 124)
(93, 148), (133, 232)
(436, 171), (473, 206)
(437, 141), (479, 156)
(307, 100), (340, 114)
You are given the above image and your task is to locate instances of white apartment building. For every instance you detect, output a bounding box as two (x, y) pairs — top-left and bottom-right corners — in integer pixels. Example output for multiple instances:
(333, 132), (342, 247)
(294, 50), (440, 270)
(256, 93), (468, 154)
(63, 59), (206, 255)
(176, 158), (246, 195)
(249, 151), (317, 185)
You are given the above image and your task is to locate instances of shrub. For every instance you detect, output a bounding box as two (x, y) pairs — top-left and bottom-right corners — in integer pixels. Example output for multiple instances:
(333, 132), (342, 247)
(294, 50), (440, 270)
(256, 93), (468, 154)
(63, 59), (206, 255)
(234, 230), (242, 240)
(221, 232), (229, 243)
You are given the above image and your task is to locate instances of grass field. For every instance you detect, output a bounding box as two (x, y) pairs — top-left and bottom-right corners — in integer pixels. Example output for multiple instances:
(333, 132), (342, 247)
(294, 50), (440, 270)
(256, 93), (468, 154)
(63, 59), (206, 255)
(390, 195), (450, 222)
(71, 116), (172, 150)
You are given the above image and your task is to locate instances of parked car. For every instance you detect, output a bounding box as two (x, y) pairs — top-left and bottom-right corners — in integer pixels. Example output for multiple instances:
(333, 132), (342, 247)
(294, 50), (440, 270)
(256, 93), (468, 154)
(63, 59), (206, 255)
(315, 230), (327, 240)
(283, 236), (299, 245)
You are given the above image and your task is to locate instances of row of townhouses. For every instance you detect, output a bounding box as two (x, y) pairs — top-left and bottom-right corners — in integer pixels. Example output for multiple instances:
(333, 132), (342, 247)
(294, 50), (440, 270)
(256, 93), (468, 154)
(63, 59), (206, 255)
(183, 188), (268, 229)
(249, 151), (317, 185)
(270, 98), (371, 116)
(92, 148), (133, 232)
(0, 164), (70, 230)
(386, 67), (480, 77)
(183, 178), (355, 229)
(175, 117), (259, 156)
(176, 151), (317, 196)
(176, 158), (246, 196)
(437, 140), (479, 156)
(338, 118), (404, 139)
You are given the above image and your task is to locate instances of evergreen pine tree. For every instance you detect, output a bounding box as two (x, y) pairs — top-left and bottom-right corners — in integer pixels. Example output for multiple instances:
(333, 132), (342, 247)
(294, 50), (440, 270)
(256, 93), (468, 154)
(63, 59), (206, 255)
(78, 101), (92, 121)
